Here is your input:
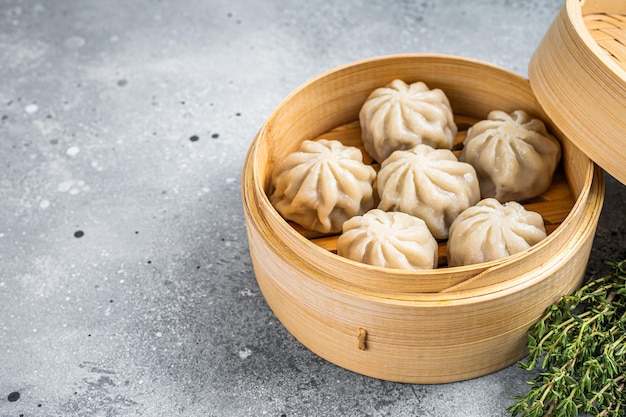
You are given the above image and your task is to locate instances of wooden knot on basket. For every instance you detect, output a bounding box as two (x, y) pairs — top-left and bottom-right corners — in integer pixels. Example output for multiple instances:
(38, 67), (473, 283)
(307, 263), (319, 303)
(357, 328), (367, 350)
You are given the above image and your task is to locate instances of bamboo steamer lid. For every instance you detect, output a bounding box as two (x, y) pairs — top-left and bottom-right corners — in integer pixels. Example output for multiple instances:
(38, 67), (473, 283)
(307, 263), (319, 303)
(529, 0), (626, 184)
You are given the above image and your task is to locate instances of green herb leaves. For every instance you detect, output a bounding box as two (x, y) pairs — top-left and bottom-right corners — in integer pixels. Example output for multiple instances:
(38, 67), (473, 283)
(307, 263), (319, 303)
(508, 260), (626, 417)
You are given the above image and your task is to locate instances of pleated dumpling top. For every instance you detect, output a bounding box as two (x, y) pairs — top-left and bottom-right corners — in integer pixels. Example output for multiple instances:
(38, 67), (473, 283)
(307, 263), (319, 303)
(270, 139), (376, 234)
(359, 79), (457, 163)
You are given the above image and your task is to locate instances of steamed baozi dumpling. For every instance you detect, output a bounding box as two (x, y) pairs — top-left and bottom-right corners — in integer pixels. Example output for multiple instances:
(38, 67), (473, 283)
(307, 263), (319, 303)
(270, 139), (376, 234)
(447, 198), (547, 267)
(377, 144), (480, 240)
(337, 209), (438, 270)
(359, 79), (457, 162)
(460, 109), (561, 203)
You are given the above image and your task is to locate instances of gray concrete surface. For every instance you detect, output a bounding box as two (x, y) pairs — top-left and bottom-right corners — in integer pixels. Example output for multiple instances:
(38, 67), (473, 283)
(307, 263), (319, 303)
(1, 0), (624, 416)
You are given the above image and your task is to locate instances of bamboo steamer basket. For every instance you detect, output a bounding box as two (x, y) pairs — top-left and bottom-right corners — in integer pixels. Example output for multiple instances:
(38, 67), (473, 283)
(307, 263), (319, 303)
(242, 52), (606, 383)
(530, 0), (626, 185)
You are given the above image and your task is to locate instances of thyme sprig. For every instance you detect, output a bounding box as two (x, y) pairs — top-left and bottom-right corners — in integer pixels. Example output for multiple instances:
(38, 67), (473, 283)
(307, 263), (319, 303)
(508, 260), (626, 417)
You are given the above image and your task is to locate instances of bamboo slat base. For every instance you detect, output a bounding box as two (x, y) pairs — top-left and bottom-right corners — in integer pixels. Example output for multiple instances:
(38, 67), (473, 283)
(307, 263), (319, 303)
(584, 12), (626, 70)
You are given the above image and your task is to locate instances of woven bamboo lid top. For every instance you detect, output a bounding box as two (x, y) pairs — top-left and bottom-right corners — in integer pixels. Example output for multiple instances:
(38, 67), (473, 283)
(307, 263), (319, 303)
(585, 12), (626, 70)
(529, 0), (626, 185)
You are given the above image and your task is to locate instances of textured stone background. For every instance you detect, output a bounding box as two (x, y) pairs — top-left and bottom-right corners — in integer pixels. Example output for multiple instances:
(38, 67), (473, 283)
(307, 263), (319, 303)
(1, 1), (624, 416)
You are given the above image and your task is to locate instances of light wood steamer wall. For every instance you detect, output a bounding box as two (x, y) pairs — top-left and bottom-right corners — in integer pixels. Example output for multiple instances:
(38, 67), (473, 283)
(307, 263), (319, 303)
(242, 54), (605, 383)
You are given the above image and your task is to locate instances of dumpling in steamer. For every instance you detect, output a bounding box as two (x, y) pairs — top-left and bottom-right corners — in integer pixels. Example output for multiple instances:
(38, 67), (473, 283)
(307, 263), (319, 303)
(446, 198), (547, 267)
(337, 209), (438, 270)
(460, 109), (561, 203)
(359, 79), (457, 162)
(270, 139), (376, 234)
(377, 144), (480, 240)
